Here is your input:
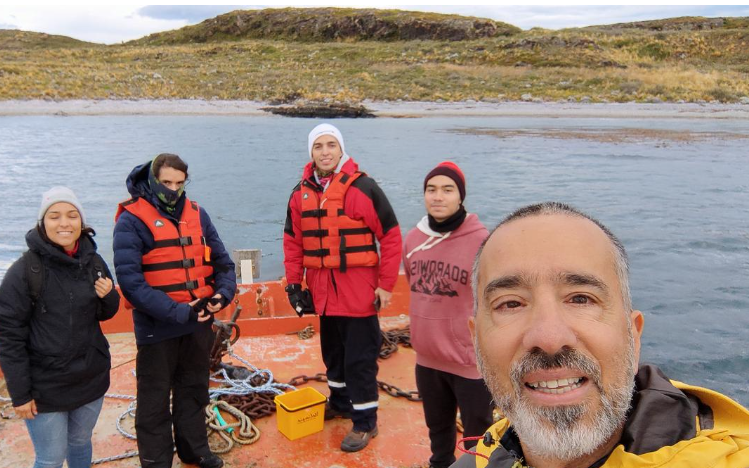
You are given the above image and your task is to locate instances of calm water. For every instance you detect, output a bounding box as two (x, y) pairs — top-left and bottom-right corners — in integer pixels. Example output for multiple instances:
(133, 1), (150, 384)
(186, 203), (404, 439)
(1, 115), (747, 406)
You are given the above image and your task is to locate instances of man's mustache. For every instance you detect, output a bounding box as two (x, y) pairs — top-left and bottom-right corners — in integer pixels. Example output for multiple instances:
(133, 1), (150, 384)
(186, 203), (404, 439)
(510, 347), (602, 392)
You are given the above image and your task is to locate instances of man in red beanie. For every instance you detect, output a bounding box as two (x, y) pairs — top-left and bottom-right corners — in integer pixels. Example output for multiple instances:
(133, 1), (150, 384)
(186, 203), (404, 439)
(403, 161), (494, 468)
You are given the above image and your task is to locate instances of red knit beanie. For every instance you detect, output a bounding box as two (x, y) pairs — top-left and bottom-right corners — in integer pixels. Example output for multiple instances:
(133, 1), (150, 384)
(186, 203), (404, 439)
(423, 161), (466, 201)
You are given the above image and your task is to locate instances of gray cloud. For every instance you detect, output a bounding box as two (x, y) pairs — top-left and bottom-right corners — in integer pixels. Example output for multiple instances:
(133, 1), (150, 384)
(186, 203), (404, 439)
(136, 5), (259, 23)
(0, 22), (18, 29)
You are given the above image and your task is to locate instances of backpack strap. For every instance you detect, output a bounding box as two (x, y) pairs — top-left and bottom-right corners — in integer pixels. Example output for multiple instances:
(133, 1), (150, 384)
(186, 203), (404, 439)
(23, 250), (46, 314)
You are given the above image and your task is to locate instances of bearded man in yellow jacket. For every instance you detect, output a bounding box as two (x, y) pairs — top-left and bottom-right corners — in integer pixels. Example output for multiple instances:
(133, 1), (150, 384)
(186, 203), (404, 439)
(454, 202), (749, 468)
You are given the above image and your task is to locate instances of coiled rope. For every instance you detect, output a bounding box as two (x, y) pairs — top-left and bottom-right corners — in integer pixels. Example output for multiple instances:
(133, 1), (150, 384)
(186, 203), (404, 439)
(205, 400), (260, 453)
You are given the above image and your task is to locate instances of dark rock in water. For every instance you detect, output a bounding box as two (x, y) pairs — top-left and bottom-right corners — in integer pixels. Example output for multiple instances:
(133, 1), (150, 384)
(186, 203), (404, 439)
(261, 103), (375, 118)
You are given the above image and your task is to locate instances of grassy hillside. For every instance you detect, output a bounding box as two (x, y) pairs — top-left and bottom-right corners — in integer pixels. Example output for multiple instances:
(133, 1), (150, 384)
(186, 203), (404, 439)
(129, 7), (520, 45)
(0, 29), (100, 50)
(1, 10), (748, 103)
(586, 16), (749, 32)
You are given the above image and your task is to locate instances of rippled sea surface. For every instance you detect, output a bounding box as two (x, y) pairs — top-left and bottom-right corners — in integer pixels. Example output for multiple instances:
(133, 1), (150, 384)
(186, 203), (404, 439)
(1, 115), (747, 406)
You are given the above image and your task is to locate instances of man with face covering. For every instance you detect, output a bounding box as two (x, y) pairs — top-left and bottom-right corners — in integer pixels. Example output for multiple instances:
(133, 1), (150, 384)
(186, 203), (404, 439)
(113, 154), (236, 468)
(454, 202), (749, 468)
(283, 123), (402, 452)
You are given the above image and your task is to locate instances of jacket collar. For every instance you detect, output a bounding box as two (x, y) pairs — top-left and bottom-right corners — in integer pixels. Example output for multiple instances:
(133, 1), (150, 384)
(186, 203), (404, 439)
(490, 364), (703, 468)
(26, 227), (97, 267)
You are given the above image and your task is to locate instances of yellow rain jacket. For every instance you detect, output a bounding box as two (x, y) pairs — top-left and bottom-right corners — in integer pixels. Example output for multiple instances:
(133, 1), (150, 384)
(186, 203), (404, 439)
(455, 365), (749, 468)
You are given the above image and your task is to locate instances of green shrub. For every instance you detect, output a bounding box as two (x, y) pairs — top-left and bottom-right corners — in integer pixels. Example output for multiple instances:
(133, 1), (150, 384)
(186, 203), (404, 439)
(638, 42), (670, 60)
(707, 86), (737, 102)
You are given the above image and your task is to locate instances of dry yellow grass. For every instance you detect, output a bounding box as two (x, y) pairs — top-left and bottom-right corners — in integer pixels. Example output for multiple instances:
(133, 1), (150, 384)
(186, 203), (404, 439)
(1, 24), (748, 102)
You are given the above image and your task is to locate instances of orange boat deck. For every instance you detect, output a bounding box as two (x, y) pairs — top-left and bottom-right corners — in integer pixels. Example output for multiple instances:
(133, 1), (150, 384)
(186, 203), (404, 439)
(0, 276), (461, 468)
(99, 275), (414, 337)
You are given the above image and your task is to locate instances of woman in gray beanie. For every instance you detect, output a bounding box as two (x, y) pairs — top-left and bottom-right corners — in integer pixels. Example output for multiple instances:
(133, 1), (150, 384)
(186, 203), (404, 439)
(0, 186), (120, 468)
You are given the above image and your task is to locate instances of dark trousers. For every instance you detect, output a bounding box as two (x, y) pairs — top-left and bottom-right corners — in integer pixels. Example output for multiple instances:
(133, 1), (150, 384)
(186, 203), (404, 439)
(415, 364), (494, 468)
(135, 324), (214, 468)
(320, 314), (381, 432)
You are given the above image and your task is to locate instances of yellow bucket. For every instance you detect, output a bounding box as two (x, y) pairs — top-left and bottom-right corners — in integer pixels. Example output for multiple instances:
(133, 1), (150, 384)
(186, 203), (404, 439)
(274, 387), (327, 440)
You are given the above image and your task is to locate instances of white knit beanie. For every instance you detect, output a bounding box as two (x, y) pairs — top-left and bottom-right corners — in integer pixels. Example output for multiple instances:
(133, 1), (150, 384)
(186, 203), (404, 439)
(38, 186), (86, 225)
(308, 123), (346, 159)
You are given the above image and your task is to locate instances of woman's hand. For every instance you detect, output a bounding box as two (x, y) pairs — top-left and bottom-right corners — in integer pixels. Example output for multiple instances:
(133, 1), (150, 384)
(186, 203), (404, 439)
(94, 277), (113, 298)
(14, 400), (37, 419)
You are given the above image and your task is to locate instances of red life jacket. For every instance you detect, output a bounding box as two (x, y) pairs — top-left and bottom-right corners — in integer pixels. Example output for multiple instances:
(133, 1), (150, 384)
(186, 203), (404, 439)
(301, 171), (379, 272)
(115, 197), (214, 304)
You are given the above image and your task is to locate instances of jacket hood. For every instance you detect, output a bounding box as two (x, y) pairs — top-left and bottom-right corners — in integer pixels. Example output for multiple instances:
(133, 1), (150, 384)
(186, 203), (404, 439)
(302, 154), (359, 182)
(125, 161), (186, 218)
(126, 161), (154, 199)
(25, 227), (97, 267)
(406, 213), (484, 259)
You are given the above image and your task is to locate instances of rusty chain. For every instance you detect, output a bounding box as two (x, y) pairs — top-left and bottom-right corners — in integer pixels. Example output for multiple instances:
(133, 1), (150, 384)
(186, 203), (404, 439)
(379, 326), (412, 359)
(286, 372), (421, 402)
(286, 325), (315, 340)
(377, 380), (422, 402)
(287, 372), (328, 387)
(219, 392), (277, 420)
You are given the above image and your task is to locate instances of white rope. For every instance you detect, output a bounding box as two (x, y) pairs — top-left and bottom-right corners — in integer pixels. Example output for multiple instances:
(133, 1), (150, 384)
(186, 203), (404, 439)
(208, 345), (294, 399)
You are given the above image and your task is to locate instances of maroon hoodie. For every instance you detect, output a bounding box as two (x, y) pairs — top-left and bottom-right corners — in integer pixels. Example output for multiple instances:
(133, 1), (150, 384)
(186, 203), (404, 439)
(403, 213), (488, 378)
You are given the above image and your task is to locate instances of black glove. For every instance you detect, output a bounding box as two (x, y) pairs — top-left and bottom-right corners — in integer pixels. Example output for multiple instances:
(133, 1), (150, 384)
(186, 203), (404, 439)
(207, 295), (227, 309)
(285, 284), (315, 317)
(188, 297), (218, 322)
(188, 298), (207, 322)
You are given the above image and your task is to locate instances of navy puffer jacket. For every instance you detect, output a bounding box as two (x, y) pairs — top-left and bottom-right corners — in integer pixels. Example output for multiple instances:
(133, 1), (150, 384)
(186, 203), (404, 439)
(113, 162), (236, 345)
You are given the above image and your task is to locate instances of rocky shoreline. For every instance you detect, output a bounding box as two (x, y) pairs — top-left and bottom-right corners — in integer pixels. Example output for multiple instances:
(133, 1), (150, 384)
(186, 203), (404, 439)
(2, 99), (749, 119)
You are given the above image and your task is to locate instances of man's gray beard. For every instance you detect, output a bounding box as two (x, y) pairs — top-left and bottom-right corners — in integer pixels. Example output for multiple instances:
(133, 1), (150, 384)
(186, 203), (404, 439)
(477, 341), (636, 462)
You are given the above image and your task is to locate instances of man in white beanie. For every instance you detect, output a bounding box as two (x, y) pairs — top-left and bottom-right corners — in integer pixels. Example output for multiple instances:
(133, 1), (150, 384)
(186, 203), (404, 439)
(283, 123), (402, 452)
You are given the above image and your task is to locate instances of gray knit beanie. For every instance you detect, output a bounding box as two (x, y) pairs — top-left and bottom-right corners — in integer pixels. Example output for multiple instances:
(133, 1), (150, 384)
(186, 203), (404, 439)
(38, 186), (86, 225)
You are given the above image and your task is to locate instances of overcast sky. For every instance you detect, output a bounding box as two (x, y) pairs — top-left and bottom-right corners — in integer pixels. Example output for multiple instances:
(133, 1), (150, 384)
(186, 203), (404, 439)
(2, 4), (748, 44)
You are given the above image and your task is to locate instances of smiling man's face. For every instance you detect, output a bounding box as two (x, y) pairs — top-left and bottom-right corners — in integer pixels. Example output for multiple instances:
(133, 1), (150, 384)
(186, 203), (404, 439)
(470, 213), (644, 462)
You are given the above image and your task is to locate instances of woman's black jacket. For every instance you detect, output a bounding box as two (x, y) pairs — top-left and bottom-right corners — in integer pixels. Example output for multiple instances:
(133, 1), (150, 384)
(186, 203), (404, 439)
(0, 229), (120, 412)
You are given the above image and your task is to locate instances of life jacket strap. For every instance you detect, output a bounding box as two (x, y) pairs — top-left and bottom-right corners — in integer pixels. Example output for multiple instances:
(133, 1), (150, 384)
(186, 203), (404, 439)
(302, 209), (326, 218)
(301, 208), (347, 218)
(339, 227), (373, 236)
(302, 229), (328, 237)
(152, 275), (214, 293)
(153, 236), (194, 248)
(340, 245), (377, 253)
(303, 249), (331, 257)
(142, 258), (196, 272)
(302, 227), (373, 238)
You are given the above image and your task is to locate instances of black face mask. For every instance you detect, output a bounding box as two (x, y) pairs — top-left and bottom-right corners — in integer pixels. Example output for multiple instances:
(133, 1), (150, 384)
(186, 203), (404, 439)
(428, 205), (467, 233)
(148, 166), (184, 211)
